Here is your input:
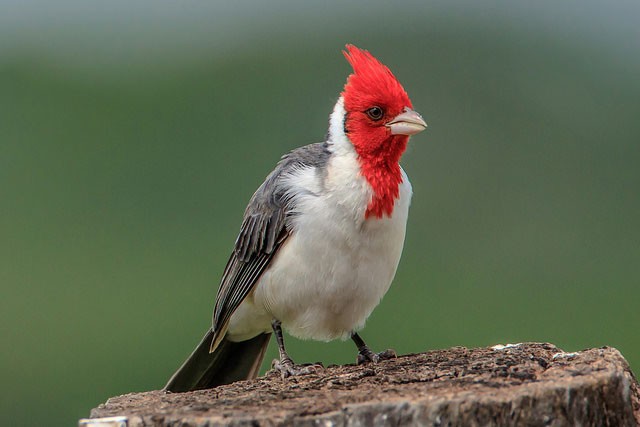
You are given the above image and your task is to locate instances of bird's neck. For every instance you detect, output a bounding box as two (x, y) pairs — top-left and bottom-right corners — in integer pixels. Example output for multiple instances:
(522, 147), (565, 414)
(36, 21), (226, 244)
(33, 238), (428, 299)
(357, 136), (408, 219)
(327, 97), (408, 220)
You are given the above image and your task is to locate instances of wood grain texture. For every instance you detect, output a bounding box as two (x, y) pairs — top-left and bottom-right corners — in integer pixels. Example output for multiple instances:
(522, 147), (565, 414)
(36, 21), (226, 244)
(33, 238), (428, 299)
(87, 343), (640, 427)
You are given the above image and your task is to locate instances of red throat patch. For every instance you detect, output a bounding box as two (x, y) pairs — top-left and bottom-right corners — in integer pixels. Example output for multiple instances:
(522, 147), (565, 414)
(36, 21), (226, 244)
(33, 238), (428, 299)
(360, 136), (408, 219)
(341, 45), (412, 219)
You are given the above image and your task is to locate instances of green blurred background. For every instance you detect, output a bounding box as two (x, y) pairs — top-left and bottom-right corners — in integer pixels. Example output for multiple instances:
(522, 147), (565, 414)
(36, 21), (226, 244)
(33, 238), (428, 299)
(1, 1), (639, 425)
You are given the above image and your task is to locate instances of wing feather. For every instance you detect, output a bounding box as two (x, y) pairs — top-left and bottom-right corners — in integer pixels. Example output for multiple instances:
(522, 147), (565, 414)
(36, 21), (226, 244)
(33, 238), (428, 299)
(209, 142), (331, 351)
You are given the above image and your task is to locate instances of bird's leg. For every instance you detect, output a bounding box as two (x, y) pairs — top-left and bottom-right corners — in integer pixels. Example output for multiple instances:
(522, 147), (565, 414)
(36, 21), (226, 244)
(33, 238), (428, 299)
(270, 319), (323, 378)
(351, 332), (397, 365)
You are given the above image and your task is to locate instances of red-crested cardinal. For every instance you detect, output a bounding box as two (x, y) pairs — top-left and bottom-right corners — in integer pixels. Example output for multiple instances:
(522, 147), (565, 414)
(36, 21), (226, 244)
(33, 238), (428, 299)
(165, 45), (427, 392)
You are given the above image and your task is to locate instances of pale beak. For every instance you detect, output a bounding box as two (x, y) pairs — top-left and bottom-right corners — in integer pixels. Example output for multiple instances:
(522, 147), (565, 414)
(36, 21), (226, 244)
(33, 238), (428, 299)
(386, 107), (427, 136)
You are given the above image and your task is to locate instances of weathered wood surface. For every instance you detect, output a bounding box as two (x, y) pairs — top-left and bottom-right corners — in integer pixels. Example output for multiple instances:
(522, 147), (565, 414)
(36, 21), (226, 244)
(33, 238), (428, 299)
(86, 343), (640, 426)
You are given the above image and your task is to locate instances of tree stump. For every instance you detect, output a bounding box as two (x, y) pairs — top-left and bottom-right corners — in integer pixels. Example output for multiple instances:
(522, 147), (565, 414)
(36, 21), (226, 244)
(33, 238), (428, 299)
(83, 343), (640, 426)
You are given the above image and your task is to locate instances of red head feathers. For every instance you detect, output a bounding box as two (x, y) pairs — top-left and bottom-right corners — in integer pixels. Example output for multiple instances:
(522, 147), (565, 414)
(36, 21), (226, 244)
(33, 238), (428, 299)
(340, 44), (423, 219)
(342, 45), (412, 118)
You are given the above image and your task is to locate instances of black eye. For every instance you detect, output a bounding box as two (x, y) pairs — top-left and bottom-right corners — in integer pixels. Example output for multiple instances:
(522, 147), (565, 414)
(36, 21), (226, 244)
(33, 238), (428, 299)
(365, 106), (384, 121)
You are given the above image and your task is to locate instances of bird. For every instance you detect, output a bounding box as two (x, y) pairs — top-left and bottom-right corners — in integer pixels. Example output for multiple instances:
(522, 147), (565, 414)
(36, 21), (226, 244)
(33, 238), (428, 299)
(164, 44), (427, 392)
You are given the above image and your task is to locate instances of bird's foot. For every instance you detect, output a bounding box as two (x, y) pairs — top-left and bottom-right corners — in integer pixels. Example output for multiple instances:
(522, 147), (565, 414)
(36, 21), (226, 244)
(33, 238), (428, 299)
(356, 346), (397, 365)
(271, 357), (324, 379)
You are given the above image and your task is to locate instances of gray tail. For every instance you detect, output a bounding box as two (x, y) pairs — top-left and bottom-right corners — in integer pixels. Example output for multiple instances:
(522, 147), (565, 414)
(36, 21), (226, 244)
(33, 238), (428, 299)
(164, 330), (271, 392)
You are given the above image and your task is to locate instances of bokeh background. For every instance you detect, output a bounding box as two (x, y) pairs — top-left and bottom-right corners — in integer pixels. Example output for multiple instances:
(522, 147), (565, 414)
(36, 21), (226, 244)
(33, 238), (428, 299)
(2, 1), (639, 425)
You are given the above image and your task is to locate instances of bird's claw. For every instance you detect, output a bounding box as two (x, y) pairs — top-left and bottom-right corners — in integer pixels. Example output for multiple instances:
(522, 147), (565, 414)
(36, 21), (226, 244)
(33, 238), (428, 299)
(271, 358), (324, 379)
(356, 347), (397, 365)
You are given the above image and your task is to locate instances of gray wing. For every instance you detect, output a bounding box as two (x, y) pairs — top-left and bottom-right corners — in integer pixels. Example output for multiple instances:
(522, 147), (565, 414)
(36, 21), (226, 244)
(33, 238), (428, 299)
(210, 142), (330, 350)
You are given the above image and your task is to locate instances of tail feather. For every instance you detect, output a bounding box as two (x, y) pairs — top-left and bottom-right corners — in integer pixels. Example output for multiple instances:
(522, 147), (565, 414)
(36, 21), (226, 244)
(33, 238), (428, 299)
(164, 330), (271, 392)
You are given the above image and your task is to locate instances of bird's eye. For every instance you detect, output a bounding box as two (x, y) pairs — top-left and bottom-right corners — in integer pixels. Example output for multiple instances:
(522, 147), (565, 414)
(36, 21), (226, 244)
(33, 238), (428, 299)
(365, 106), (384, 121)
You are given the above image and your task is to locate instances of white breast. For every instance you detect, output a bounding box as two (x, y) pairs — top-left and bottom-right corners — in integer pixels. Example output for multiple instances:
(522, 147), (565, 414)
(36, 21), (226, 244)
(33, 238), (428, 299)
(253, 155), (411, 341)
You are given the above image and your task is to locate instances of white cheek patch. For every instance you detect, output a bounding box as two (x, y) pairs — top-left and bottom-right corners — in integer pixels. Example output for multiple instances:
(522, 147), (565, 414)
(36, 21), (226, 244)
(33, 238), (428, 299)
(328, 97), (348, 147)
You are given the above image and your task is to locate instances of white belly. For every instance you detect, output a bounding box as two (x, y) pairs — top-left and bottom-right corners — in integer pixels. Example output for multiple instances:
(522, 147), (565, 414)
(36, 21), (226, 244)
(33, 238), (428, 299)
(226, 170), (412, 342)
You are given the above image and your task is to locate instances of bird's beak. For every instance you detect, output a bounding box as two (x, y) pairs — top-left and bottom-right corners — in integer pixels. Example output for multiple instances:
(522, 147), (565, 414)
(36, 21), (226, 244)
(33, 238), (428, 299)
(386, 108), (427, 136)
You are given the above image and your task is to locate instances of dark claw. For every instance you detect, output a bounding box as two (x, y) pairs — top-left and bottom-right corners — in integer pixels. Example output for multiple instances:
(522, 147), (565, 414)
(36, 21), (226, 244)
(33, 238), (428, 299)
(356, 348), (397, 365)
(271, 358), (324, 379)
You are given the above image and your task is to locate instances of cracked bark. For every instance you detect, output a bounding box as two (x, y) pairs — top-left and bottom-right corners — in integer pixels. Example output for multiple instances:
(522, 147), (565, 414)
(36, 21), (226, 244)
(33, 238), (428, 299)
(84, 343), (640, 427)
